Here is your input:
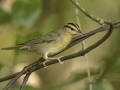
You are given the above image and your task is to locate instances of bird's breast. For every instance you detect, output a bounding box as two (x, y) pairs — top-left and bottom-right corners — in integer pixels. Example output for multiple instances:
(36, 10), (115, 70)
(47, 33), (73, 56)
(29, 33), (73, 56)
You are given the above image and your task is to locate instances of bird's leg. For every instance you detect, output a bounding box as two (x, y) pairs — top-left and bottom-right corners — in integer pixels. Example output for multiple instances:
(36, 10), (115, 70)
(43, 53), (50, 68)
(47, 56), (64, 64)
(43, 53), (64, 67)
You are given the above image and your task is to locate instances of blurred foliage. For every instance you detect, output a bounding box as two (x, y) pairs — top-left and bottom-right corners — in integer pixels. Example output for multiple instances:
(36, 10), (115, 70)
(48, 70), (99, 90)
(11, 0), (42, 28)
(0, 0), (120, 90)
(9, 85), (38, 90)
(0, 8), (11, 24)
(0, 62), (4, 70)
(86, 79), (114, 90)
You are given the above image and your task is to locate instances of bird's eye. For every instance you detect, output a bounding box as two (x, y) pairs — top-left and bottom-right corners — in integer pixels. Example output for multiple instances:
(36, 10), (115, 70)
(70, 28), (74, 31)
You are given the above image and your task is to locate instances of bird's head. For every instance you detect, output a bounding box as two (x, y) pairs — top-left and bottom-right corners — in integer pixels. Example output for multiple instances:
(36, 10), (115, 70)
(63, 23), (81, 35)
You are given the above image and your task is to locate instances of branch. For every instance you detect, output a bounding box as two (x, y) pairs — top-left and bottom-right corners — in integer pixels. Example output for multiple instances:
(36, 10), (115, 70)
(74, 0), (92, 90)
(70, 0), (108, 25)
(20, 72), (31, 90)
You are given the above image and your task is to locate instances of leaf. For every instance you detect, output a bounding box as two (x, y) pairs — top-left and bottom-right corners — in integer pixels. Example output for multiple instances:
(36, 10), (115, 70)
(0, 9), (11, 24)
(11, 0), (42, 28)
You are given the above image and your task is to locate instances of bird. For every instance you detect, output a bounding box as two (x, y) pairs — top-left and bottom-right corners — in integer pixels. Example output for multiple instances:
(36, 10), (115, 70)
(1, 23), (81, 65)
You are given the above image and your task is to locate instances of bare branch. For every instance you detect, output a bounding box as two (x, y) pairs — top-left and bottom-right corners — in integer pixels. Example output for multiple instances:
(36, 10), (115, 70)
(20, 73), (31, 90)
(70, 0), (108, 25)
(74, 0), (92, 90)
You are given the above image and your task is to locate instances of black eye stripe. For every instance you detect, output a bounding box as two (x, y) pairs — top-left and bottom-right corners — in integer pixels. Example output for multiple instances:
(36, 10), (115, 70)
(67, 23), (79, 29)
(64, 26), (75, 31)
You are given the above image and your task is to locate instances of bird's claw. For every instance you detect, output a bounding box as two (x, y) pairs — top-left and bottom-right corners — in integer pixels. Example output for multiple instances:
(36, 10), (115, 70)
(43, 60), (49, 68)
(44, 56), (64, 65)
(57, 56), (64, 64)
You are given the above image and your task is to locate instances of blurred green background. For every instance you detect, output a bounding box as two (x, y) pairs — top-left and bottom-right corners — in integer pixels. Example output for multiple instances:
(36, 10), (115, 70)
(0, 0), (120, 90)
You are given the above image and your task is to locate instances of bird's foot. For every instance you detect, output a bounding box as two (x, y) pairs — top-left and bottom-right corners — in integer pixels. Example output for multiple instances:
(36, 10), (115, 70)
(43, 60), (50, 68)
(48, 56), (64, 64)
(43, 56), (64, 68)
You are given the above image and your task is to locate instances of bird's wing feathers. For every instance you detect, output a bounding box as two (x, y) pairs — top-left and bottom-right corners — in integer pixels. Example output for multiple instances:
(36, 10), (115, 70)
(19, 29), (61, 46)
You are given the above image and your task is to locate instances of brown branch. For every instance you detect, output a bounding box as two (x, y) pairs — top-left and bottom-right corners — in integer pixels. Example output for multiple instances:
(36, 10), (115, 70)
(70, 0), (108, 25)
(20, 72), (31, 90)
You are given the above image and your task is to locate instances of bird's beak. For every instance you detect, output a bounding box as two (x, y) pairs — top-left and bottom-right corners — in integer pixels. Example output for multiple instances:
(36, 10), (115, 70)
(77, 30), (82, 35)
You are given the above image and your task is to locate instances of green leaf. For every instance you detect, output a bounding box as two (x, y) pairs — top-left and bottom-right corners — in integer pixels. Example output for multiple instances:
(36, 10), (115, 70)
(12, 0), (42, 28)
(0, 9), (11, 24)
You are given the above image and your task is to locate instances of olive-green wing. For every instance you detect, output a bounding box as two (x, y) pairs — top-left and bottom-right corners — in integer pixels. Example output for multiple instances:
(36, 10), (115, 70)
(19, 29), (61, 46)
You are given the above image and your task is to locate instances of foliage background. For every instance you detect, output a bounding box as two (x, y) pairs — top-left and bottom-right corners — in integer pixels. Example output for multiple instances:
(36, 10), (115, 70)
(0, 0), (120, 90)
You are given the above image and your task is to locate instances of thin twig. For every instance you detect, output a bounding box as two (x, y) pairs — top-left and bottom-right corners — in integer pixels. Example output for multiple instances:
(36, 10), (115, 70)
(74, 1), (92, 90)
(2, 58), (45, 90)
(70, 0), (106, 25)
(20, 73), (31, 90)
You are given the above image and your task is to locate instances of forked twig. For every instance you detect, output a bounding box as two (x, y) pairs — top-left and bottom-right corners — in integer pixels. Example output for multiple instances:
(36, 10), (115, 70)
(20, 72), (31, 90)
(74, 0), (92, 90)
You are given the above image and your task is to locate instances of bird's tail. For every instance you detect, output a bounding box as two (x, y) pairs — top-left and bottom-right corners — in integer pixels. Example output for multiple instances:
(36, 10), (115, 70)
(1, 45), (28, 50)
(1, 46), (21, 50)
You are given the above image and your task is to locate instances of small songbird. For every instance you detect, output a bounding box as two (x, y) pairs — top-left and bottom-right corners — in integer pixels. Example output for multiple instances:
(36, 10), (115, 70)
(1, 23), (81, 64)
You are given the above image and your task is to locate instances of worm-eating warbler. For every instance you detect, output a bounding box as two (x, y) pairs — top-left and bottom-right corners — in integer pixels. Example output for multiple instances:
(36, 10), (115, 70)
(1, 23), (81, 64)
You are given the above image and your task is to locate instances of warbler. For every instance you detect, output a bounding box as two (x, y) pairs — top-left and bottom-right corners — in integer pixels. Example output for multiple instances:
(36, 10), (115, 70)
(1, 23), (81, 64)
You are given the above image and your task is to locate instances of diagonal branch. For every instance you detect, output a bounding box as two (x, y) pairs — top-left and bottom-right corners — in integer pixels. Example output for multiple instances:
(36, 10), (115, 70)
(20, 72), (31, 90)
(70, 0), (107, 25)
